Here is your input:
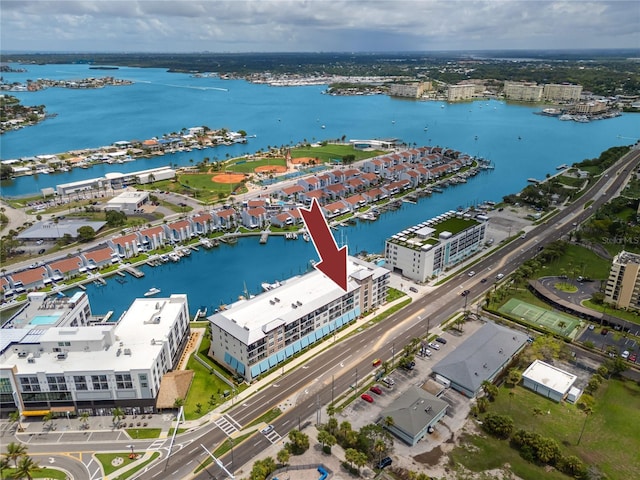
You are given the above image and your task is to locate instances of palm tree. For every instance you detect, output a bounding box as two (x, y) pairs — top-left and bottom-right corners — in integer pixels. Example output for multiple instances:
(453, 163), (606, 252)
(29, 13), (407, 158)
(42, 412), (54, 431)
(0, 456), (10, 478)
(383, 416), (395, 429)
(79, 411), (90, 430)
(4, 441), (27, 468)
(9, 410), (22, 432)
(111, 407), (125, 427)
(14, 455), (40, 480)
(276, 448), (290, 466)
(374, 438), (387, 464)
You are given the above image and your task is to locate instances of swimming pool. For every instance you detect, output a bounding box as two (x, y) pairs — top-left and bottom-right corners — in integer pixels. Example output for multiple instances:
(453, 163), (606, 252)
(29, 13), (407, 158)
(30, 314), (62, 326)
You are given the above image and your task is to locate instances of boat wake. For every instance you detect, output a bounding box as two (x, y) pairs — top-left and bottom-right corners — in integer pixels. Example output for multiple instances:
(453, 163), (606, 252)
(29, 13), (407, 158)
(138, 81), (228, 92)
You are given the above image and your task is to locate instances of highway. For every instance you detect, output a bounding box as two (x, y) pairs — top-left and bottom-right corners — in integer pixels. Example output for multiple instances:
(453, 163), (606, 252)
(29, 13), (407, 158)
(16, 148), (640, 479)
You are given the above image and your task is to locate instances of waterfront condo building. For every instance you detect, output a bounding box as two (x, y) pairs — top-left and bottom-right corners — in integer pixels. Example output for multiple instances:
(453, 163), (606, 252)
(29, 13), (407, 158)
(604, 250), (640, 310)
(389, 82), (426, 98)
(503, 81), (543, 102)
(542, 83), (583, 103)
(0, 294), (190, 417)
(384, 211), (487, 282)
(447, 84), (476, 102)
(207, 257), (389, 381)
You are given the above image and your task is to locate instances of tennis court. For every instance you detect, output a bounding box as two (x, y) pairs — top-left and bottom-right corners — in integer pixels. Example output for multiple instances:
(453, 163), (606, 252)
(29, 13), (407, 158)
(499, 298), (581, 338)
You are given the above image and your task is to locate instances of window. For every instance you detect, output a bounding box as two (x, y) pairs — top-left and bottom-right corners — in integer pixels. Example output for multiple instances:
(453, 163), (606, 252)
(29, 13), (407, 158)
(115, 373), (133, 389)
(91, 375), (109, 390)
(0, 377), (12, 394)
(19, 376), (41, 392)
(57, 341), (71, 347)
(139, 374), (148, 389)
(47, 375), (67, 391)
(74, 375), (88, 391)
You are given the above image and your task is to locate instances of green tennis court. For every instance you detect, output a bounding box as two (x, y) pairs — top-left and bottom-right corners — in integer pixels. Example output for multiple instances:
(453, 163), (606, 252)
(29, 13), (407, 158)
(499, 298), (581, 337)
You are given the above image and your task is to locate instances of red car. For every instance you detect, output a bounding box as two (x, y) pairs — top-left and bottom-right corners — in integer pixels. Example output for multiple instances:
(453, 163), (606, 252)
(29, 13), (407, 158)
(629, 353), (637, 363)
(361, 393), (374, 403)
(370, 386), (382, 395)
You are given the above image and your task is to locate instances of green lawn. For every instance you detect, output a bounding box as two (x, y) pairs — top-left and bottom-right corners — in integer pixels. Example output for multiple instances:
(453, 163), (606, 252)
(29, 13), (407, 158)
(125, 428), (161, 439)
(226, 157), (286, 173)
(113, 452), (160, 480)
(451, 379), (640, 480)
(95, 452), (160, 480)
(536, 243), (611, 280)
(291, 144), (386, 163)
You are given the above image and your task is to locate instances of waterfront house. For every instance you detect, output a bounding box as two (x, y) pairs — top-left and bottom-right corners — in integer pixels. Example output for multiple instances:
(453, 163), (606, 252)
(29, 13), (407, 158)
(46, 257), (84, 281)
(82, 247), (114, 270)
(360, 172), (379, 187)
(247, 199), (267, 208)
(363, 187), (388, 203)
(362, 158), (385, 174)
(344, 194), (368, 211)
(7, 267), (49, 293)
(165, 219), (193, 243)
(241, 206), (268, 229)
(138, 225), (167, 250)
(385, 179), (411, 194)
(323, 200), (350, 218)
(328, 170), (346, 184)
(342, 168), (361, 180)
(401, 170), (421, 188)
(414, 165), (431, 183)
(213, 208), (237, 230)
(191, 213), (215, 235)
(346, 177), (366, 193)
(109, 233), (141, 258)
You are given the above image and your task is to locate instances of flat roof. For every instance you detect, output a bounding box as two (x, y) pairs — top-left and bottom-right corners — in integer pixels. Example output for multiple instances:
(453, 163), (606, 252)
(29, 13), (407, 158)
(522, 359), (577, 395)
(387, 211), (481, 250)
(209, 257), (386, 345)
(1, 295), (187, 374)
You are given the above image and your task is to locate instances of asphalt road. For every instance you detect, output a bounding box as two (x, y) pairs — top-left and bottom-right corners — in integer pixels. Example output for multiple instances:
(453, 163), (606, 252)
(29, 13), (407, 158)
(13, 148), (640, 479)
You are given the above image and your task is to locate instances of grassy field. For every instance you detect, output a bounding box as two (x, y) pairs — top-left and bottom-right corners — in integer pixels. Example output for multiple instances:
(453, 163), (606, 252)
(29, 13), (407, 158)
(226, 157), (286, 173)
(291, 144), (386, 163)
(125, 428), (161, 439)
(1, 466), (68, 480)
(451, 378), (640, 480)
(536, 243), (611, 280)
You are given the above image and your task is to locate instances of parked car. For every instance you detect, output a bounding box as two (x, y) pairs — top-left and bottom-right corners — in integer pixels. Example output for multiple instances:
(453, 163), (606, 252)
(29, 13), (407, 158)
(38, 248), (46, 254)
(381, 376), (395, 387)
(260, 424), (274, 434)
(601, 328), (609, 335)
(376, 457), (393, 469)
(409, 286), (419, 293)
(629, 353), (637, 363)
(428, 342), (440, 350)
(621, 350), (630, 360)
(435, 337), (447, 344)
(423, 348), (432, 357)
(361, 393), (374, 403)
(370, 385), (382, 395)
(402, 360), (416, 371)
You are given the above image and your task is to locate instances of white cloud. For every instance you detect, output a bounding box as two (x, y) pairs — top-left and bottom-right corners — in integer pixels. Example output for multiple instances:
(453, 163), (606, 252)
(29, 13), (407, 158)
(1, 0), (638, 52)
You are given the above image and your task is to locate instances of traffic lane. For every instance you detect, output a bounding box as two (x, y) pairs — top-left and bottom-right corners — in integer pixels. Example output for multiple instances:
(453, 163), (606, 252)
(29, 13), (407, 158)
(31, 453), (90, 480)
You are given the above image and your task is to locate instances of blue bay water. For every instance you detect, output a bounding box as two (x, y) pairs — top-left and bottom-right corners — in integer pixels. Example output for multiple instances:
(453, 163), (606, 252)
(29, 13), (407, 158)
(2, 63), (639, 317)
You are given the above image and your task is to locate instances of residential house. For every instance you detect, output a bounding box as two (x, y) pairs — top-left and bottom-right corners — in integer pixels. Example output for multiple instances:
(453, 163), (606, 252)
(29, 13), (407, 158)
(109, 233), (140, 259)
(363, 187), (388, 203)
(343, 194), (367, 211)
(324, 183), (348, 200)
(191, 213), (215, 235)
(46, 256), (84, 281)
(138, 226), (167, 251)
(7, 267), (49, 293)
(299, 189), (325, 205)
(323, 200), (350, 217)
(83, 247), (114, 270)
(214, 208), (237, 230)
(298, 176), (322, 192)
(401, 170), (421, 188)
(270, 212), (295, 228)
(165, 219), (193, 243)
(278, 185), (305, 201)
(241, 206), (268, 229)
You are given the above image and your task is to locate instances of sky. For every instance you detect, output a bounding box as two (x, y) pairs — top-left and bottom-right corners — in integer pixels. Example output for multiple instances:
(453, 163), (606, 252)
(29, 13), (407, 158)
(1, 0), (639, 53)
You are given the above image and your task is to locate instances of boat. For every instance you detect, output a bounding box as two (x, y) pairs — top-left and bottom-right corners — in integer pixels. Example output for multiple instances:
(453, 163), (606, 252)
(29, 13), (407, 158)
(302, 233), (310, 242)
(556, 164), (569, 170)
(261, 280), (282, 291)
(144, 287), (161, 297)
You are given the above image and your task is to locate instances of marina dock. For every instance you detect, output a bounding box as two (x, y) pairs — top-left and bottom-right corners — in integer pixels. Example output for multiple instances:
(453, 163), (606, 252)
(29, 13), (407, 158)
(123, 265), (145, 278)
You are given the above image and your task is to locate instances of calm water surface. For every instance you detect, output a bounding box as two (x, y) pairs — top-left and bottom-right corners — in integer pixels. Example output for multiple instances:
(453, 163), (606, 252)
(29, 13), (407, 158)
(2, 63), (638, 317)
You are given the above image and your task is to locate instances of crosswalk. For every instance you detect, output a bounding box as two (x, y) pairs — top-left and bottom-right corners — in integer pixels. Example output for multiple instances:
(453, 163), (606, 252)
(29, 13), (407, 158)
(147, 439), (166, 450)
(213, 414), (241, 436)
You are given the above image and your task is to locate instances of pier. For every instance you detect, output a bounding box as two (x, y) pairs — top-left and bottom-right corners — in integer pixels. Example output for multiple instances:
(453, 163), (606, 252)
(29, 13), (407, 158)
(123, 265), (145, 278)
(260, 232), (269, 244)
(116, 271), (126, 277)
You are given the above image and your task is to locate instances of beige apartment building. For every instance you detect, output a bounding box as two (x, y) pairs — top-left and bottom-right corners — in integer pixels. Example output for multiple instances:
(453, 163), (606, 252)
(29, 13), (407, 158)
(542, 83), (583, 102)
(503, 82), (543, 102)
(389, 82), (427, 98)
(604, 250), (640, 310)
(447, 84), (476, 102)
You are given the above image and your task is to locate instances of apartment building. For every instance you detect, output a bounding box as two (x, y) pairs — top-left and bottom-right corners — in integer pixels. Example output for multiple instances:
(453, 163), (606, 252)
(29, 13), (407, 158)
(384, 211), (487, 282)
(389, 82), (426, 98)
(0, 294), (190, 416)
(503, 82), (543, 102)
(447, 84), (476, 102)
(604, 250), (640, 310)
(542, 83), (583, 102)
(207, 257), (389, 381)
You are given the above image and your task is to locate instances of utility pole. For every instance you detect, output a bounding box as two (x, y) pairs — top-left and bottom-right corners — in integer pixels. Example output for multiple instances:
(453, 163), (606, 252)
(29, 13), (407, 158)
(355, 368), (358, 390)
(391, 343), (395, 367)
(331, 375), (334, 405)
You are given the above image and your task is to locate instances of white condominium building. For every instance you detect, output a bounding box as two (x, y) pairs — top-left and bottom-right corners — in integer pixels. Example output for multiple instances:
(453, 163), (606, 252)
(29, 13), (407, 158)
(447, 84), (475, 102)
(0, 294), (190, 416)
(503, 82), (543, 102)
(542, 83), (583, 102)
(207, 257), (389, 381)
(384, 211), (487, 282)
(389, 82), (426, 98)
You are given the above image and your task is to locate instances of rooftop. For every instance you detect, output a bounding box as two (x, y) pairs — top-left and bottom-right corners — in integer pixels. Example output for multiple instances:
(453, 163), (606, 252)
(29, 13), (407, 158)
(522, 359), (577, 395)
(387, 211), (481, 251)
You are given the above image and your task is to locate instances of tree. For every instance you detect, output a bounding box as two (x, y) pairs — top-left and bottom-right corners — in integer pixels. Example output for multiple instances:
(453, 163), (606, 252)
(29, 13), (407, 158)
(481, 381), (499, 401)
(326, 416), (338, 436)
(482, 413), (514, 439)
(0, 456), (10, 478)
(286, 429), (309, 455)
(111, 407), (125, 426)
(79, 411), (90, 429)
(353, 450), (368, 473)
(383, 416), (395, 429)
(9, 410), (22, 432)
(577, 406), (593, 445)
(0, 164), (13, 180)
(4, 441), (27, 468)
(344, 448), (358, 469)
(42, 412), (54, 431)
(373, 439), (387, 464)
(506, 368), (522, 387)
(173, 398), (185, 409)
(276, 448), (290, 466)
(195, 403), (202, 414)
(14, 455), (40, 480)
(77, 225), (96, 242)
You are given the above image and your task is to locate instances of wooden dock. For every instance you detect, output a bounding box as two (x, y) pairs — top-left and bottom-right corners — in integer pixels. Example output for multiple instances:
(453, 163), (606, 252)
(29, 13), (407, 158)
(123, 265), (145, 278)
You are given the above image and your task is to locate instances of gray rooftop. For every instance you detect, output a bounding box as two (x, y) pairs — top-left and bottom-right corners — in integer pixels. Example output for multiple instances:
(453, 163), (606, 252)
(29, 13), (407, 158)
(17, 219), (107, 240)
(432, 322), (528, 395)
(379, 386), (448, 437)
